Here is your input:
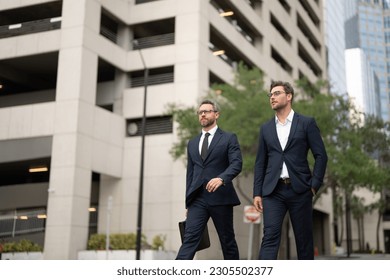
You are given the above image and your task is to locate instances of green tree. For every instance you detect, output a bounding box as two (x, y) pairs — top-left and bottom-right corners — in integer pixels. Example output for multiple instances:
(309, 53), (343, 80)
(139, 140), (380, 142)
(350, 195), (368, 252)
(359, 115), (390, 252)
(322, 97), (380, 254)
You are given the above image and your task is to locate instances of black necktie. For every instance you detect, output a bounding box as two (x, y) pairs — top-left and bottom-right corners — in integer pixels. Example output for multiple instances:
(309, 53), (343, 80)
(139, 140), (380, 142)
(201, 132), (210, 161)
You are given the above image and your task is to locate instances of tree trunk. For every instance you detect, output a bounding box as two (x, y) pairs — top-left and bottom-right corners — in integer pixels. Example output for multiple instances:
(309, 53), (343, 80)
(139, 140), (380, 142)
(361, 216), (365, 252)
(356, 218), (362, 251)
(376, 212), (382, 252)
(332, 184), (341, 246)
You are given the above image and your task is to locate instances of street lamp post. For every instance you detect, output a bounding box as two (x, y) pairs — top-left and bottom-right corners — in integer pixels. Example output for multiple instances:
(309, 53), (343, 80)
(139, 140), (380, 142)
(345, 190), (352, 257)
(135, 41), (148, 260)
(106, 196), (112, 260)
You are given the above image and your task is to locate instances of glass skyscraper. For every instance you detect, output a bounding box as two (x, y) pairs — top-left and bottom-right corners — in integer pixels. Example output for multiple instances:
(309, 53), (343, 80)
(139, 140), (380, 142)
(324, 0), (348, 95)
(345, 0), (390, 120)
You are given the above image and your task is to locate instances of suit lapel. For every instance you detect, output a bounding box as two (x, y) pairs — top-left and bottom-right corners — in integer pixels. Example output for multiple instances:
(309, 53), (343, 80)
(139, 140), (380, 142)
(285, 113), (299, 149)
(270, 120), (283, 151)
(192, 134), (203, 162)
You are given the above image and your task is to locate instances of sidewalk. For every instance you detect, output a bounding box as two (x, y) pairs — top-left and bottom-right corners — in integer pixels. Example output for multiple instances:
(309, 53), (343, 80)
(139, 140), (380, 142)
(315, 253), (390, 260)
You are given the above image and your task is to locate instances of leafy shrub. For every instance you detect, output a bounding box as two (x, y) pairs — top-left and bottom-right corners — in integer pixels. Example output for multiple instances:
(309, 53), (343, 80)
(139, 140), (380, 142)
(87, 233), (150, 250)
(110, 233), (137, 250)
(1, 239), (42, 252)
(151, 234), (166, 250)
(87, 234), (106, 250)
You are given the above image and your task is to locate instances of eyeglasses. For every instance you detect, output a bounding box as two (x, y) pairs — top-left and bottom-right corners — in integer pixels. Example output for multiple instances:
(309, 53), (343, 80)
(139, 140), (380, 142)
(197, 110), (217, 115)
(267, 90), (287, 98)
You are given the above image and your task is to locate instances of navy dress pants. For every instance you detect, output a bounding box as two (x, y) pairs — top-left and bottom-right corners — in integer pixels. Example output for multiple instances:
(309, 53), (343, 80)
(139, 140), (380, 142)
(259, 181), (314, 260)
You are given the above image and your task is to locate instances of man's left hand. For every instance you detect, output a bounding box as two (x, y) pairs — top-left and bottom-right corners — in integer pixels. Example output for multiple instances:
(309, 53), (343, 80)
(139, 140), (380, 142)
(206, 178), (224, 192)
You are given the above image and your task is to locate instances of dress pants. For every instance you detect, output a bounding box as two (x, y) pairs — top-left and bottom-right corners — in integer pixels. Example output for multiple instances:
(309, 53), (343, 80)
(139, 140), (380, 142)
(259, 181), (314, 260)
(176, 188), (239, 260)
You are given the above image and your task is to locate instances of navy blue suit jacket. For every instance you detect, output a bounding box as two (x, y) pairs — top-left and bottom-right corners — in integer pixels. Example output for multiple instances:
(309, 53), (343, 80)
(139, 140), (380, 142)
(185, 128), (242, 208)
(253, 113), (328, 197)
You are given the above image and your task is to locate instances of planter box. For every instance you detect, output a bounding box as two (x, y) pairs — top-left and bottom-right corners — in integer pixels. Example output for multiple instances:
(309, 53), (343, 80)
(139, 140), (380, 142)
(1, 252), (43, 260)
(78, 250), (176, 260)
(1, 250), (176, 260)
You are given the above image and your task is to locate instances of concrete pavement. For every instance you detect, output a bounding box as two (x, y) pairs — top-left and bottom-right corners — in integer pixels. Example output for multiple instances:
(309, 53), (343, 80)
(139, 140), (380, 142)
(315, 253), (390, 260)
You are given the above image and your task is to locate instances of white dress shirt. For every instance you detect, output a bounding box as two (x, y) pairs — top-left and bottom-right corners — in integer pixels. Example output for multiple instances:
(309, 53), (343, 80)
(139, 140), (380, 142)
(275, 110), (294, 179)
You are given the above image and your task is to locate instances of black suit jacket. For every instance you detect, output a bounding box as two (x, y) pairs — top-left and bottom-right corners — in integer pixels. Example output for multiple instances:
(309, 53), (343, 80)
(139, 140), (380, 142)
(253, 113), (328, 197)
(185, 128), (242, 208)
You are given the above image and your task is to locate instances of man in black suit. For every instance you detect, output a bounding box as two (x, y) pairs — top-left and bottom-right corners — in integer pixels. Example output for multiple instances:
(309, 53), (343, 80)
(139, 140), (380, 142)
(253, 81), (328, 260)
(176, 100), (242, 260)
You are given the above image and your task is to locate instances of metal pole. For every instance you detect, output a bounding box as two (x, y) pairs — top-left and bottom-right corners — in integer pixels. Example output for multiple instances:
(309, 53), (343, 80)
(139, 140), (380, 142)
(345, 191), (352, 257)
(12, 210), (17, 237)
(247, 223), (254, 260)
(135, 43), (148, 260)
(106, 196), (112, 260)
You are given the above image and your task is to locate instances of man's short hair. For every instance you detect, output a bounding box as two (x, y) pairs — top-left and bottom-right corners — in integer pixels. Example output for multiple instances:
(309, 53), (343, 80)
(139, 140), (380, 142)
(270, 80), (294, 100)
(199, 100), (219, 112)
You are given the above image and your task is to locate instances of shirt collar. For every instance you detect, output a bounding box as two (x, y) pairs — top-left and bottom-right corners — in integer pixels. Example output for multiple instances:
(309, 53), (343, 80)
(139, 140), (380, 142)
(202, 126), (218, 136)
(275, 109), (295, 124)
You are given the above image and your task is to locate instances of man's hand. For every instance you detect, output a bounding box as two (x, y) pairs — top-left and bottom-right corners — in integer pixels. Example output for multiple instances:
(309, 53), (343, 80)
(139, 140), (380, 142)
(206, 178), (224, 192)
(253, 196), (263, 213)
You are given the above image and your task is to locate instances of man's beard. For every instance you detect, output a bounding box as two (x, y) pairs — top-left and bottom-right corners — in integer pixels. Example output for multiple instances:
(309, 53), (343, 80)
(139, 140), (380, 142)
(200, 118), (214, 128)
(272, 102), (287, 111)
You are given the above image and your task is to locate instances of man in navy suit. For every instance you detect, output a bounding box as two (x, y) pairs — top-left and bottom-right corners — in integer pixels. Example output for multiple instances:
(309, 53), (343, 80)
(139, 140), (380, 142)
(176, 100), (242, 260)
(253, 81), (328, 260)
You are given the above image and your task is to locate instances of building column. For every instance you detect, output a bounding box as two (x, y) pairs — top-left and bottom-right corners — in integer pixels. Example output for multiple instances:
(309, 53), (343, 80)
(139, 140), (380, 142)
(43, 0), (100, 259)
(113, 25), (131, 115)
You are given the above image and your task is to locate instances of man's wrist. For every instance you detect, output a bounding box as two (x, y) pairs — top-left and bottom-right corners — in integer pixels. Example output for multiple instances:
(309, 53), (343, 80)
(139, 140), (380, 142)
(217, 178), (224, 185)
